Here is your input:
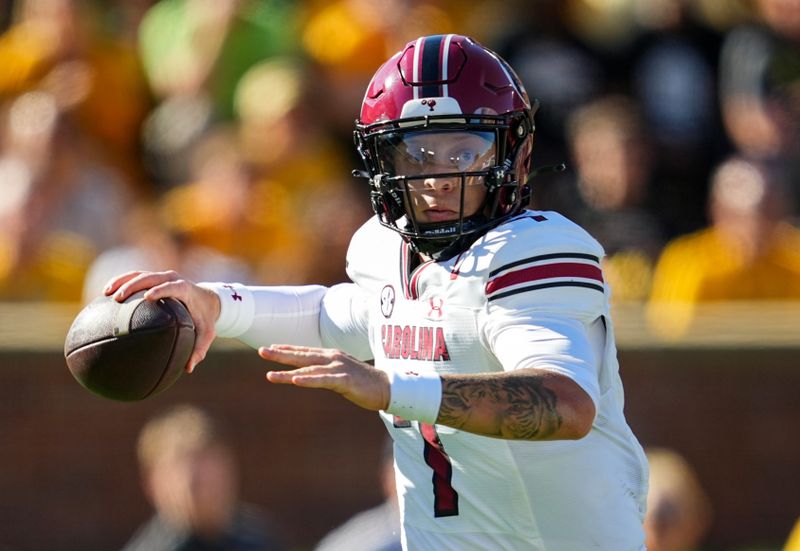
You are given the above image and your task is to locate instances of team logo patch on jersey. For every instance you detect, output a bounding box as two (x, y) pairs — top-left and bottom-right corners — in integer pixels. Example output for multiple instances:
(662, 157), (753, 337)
(380, 284), (396, 318)
(486, 252), (604, 301)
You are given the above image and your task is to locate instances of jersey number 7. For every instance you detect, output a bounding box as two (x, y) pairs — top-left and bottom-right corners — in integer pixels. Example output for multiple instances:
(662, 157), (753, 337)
(420, 423), (459, 517)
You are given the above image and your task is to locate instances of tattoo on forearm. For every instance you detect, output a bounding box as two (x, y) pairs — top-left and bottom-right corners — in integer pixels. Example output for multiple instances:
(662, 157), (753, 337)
(438, 375), (563, 440)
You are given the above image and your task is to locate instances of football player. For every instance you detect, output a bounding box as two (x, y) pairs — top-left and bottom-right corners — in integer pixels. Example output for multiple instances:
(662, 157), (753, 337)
(107, 34), (649, 550)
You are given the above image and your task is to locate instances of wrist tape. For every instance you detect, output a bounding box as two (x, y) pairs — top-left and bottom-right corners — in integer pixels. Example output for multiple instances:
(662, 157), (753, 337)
(385, 368), (442, 424)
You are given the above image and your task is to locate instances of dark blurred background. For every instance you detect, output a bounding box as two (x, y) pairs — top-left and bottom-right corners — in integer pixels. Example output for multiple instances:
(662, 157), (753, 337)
(1, 0), (799, 550)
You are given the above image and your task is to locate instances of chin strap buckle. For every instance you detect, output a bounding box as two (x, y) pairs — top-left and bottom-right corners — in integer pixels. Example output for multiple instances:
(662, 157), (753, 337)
(486, 166), (506, 191)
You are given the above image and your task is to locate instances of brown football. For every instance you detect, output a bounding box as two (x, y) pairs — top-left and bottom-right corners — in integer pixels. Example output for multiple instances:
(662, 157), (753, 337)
(64, 293), (195, 401)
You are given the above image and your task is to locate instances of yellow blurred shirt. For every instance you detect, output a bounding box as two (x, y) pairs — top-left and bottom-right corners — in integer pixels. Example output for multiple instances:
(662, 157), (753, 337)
(647, 223), (800, 337)
(0, 231), (95, 302)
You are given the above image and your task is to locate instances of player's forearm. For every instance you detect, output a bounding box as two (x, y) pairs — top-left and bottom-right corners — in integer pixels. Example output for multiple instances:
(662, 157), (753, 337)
(436, 369), (595, 441)
(200, 282), (329, 347)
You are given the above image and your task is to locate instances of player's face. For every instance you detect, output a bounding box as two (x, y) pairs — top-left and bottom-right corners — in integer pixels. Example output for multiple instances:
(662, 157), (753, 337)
(380, 130), (496, 223)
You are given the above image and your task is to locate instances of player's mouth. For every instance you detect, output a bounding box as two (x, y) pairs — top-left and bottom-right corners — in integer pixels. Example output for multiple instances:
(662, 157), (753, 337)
(422, 208), (459, 222)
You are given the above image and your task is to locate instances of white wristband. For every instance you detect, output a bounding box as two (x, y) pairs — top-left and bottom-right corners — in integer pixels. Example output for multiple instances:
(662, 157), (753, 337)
(197, 282), (255, 338)
(385, 368), (442, 424)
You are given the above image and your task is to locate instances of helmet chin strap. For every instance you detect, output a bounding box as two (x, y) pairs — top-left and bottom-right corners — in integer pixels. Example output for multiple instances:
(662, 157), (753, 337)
(405, 214), (490, 261)
(527, 162), (567, 183)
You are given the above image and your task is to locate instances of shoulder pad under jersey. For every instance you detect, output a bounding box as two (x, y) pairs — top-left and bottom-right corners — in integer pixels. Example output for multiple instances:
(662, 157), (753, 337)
(345, 216), (404, 292)
(477, 211), (608, 321)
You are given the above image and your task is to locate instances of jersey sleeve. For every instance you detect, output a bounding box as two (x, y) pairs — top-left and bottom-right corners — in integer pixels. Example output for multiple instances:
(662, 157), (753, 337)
(344, 215), (401, 292)
(484, 312), (604, 406)
(320, 283), (372, 360)
(199, 282), (371, 359)
(200, 282), (328, 349)
(483, 213), (608, 321)
(479, 213), (609, 404)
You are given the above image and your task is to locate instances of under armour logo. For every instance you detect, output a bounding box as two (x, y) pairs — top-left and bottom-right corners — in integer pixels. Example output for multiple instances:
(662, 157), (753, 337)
(428, 297), (444, 318)
(421, 99), (436, 112)
(223, 284), (242, 302)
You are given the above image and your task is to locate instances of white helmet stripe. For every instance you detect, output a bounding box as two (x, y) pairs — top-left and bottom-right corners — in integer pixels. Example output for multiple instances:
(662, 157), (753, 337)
(412, 37), (424, 100)
(442, 34), (454, 97)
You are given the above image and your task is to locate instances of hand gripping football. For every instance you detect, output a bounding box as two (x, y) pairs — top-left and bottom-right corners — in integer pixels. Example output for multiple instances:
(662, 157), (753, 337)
(64, 292), (196, 401)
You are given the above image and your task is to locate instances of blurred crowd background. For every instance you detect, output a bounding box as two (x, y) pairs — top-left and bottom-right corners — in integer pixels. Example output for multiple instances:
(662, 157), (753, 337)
(1, 2), (799, 550)
(0, 0), (799, 339)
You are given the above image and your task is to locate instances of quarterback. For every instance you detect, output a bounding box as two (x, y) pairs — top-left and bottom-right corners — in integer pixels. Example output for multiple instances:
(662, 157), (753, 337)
(107, 35), (649, 550)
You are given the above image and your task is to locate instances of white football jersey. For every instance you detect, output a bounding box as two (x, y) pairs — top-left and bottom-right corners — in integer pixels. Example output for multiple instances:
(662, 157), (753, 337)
(336, 212), (649, 551)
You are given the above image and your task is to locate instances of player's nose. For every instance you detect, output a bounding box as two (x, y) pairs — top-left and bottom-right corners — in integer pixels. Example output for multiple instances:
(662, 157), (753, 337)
(423, 177), (457, 193)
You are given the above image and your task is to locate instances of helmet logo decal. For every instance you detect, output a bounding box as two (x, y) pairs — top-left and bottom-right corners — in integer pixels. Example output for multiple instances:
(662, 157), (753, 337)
(399, 97), (462, 119)
(421, 99), (437, 111)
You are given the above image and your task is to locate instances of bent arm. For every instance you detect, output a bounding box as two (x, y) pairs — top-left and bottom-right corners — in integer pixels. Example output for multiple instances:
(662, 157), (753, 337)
(437, 369), (595, 440)
(445, 310), (606, 441)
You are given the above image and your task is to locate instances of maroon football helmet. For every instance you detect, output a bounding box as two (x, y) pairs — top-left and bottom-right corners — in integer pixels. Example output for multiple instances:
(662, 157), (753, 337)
(355, 34), (537, 259)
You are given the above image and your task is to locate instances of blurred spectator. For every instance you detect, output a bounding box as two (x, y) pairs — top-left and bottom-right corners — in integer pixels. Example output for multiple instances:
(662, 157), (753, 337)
(156, 125), (298, 283)
(0, 0), (795, 307)
(122, 404), (286, 551)
(232, 57), (371, 285)
(627, 0), (730, 238)
(629, 0), (723, 150)
(718, 0), (800, 222)
(561, 0), (641, 57)
(314, 439), (400, 551)
(644, 447), (712, 551)
(786, 517), (800, 551)
(81, 201), (251, 304)
(0, 0), (154, 193)
(719, 0), (800, 163)
(540, 94), (665, 301)
(151, 53), (372, 288)
(299, 0), (464, 138)
(138, 0), (297, 120)
(647, 155), (800, 337)
(498, 0), (606, 167)
(0, 90), (132, 302)
(137, 0), (298, 188)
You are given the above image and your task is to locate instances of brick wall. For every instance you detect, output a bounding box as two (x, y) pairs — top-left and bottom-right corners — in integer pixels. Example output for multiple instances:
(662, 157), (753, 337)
(1, 343), (799, 550)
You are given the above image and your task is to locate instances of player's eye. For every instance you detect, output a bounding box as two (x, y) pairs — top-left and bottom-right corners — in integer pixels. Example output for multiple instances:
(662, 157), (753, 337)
(450, 149), (477, 171)
(407, 147), (434, 166)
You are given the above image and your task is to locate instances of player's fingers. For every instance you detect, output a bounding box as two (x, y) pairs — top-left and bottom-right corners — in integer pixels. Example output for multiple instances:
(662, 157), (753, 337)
(113, 270), (182, 302)
(265, 362), (390, 411)
(103, 271), (146, 295)
(141, 279), (193, 304)
(258, 345), (335, 367)
(266, 370), (348, 388)
(269, 344), (326, 352)
(268, 344), (337, 356)
(266, 365), (315, 382)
